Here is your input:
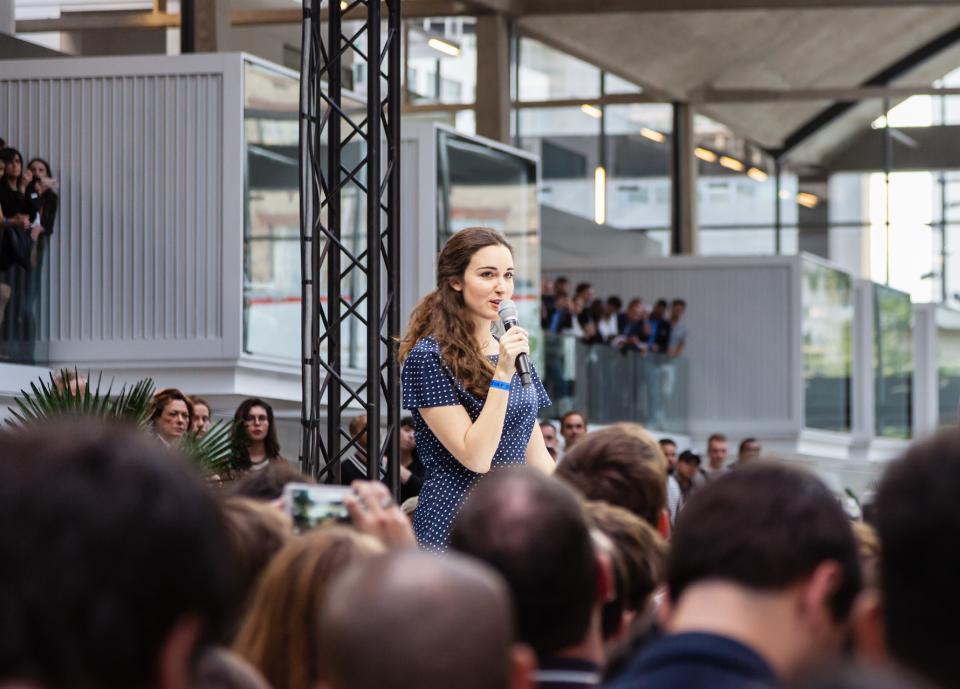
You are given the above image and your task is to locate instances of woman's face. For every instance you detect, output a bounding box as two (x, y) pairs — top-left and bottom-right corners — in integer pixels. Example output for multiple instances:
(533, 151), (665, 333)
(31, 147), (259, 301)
(192, 404), (211, 436)
(244, 405), (270, 442)
(157, 400), (190, 440)
(400, 424), (415, 452)
(452, 244), (514, 324)
(4, 155), (21, 181)
(28, 160), (49, 179)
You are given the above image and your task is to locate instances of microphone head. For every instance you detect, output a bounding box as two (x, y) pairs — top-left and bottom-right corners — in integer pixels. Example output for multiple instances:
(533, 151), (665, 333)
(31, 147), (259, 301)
(497, 299), (518, 323)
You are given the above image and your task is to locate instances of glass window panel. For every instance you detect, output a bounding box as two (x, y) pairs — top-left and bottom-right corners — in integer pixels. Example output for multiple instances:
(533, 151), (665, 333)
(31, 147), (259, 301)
(605, 104), (672, 232)
(603, 72), (642, 95)
(518, 36), (600, 101)
(405, 17), (477, 105)
(518, 107), (600, 223)
(937, 307), (960, 426)
(874, 284), (913, 438)
(802, 258), (854, 433)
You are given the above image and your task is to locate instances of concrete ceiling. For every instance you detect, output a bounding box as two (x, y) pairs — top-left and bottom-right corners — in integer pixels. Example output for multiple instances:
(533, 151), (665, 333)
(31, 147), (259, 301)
(519, 6), (960, 157)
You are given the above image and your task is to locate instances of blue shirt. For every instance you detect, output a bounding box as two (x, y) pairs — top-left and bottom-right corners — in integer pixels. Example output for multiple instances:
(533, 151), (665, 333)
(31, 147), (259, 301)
(401, 336), (551, 551)
(604, 632), (776, 689)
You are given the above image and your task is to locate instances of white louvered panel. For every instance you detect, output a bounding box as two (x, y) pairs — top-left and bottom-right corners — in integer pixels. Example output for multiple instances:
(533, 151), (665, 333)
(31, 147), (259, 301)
(0, 69), (224, 350)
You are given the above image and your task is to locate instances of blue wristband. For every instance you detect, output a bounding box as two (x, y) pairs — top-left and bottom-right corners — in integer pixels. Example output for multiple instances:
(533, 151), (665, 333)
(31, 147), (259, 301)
(489, 379), (511, 392)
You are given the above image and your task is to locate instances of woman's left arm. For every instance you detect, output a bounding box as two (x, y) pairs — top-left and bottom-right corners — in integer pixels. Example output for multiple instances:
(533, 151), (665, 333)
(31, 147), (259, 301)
(525, 422), (555, 474)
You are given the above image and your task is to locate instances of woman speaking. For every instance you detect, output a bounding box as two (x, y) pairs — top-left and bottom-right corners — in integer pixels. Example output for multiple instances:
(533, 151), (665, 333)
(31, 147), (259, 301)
(399, 227), (555, 551)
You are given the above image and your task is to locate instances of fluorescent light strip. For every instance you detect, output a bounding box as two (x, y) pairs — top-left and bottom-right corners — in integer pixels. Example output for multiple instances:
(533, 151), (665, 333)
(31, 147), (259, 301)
(594, 166), (606, 225)
(719, 156), (745, 172)
(694, 147), (717, 163)
(580, 104), (603, 119)
(747, 167), (768, 182)
(427, 37), (461, 57)
(797, 192), (819, 208)
(640, 127), (665, 143)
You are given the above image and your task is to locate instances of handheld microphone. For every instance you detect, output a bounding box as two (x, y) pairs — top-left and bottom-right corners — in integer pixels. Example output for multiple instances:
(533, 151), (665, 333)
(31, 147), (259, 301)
(497, 299), (533, 388)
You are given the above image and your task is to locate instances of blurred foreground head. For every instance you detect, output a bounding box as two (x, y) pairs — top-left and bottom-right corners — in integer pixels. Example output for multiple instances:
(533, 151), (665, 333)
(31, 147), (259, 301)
(0, 421), (235, 689)
(317, 550), (530, 689)
(875, 428), (960, 689)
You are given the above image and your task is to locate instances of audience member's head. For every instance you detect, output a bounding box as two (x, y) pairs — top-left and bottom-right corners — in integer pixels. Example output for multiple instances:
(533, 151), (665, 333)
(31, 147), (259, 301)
(738, 437), (762, 464)
(873, 428), (960, 689)
(606, 295), (623, 314)
(0, 421), (235, 689)
(554, 276), (569, 296)
(574, 282), (594, 302)
(584, 501), (667, 639)
(670, 298), (686, 319)
(651, 298), (668, 318)
(191, 396), (213, 437)
(676, 450), (701, 481)
(668, 463), (862, 680)
(399, 415), (416, 456)
(233, 528), (383, 689)
(626, 298), (645, 321)
(659, 438), (678, 471)
(539, 419), (559, 458)
(556, 423), (667, 528)
(317, 549), (532, 689)
(229, 461), (313, 501)
(450, 468), (603, 660)
(220, 497), (292, 617)
(26, 157), (53, 183)
(560, 410), (587, 449)
(0, 147), (22, 186)
(233, 398), (282, 467)
(150, 388), (194, 445)
(52, 368), (87, 397)
(706, 432), (728, 470)
(193, 648), (273, 689)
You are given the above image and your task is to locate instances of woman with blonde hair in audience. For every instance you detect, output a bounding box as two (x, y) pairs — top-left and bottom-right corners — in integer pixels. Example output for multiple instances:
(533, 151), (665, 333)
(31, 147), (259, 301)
(150, 388), (193, 447)
(232, 528), (383, 689)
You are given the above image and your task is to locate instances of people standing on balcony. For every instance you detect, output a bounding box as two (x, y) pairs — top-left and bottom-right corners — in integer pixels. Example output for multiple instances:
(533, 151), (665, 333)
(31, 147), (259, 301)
(560, 410), (588, 455)
(232, 398), (286, 472)
(615, 298), (649, 353)
(150, 388), (194, 447)
(24, 158), (59, 238)
(667, 299), (688, 358)
(647, 299), (671, 353)
(582, 299), (607, 345)
(399, 227), (554, 551)
(597, 295), (624, 343)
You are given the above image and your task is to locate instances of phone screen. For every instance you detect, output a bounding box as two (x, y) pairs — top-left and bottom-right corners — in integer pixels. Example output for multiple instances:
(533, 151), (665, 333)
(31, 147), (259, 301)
(282, 483), (352, 532)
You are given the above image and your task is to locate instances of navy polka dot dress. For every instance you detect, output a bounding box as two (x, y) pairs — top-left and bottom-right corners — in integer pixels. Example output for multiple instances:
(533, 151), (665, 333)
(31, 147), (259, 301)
(402, 336), (551, 552)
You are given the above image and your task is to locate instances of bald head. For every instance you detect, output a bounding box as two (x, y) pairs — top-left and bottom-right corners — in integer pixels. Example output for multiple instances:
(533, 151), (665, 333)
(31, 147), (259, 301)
(449, 468), (597, 657)
(317, 550), (515, 689)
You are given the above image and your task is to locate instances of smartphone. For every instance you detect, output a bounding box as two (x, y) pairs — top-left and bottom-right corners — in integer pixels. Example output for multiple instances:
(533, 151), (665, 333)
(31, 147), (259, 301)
(282, 483), (352, 532)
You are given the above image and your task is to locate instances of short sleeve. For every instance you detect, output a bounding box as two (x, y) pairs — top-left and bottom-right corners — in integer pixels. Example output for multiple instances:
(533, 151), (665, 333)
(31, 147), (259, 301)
(402, 346), (460, 410)
(530, 364), (551, 411)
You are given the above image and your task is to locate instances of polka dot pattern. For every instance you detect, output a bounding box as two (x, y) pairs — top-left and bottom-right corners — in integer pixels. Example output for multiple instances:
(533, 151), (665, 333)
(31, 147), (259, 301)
(402, 336), (551, 552)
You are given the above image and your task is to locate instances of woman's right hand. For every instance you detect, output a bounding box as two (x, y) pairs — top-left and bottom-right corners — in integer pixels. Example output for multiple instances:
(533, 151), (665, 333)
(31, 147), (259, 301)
(496, 326), (529, 379)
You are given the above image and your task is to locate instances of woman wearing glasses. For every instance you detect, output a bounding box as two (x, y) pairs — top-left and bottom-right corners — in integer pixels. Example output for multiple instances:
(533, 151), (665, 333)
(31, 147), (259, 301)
(232, 397), (286, 472)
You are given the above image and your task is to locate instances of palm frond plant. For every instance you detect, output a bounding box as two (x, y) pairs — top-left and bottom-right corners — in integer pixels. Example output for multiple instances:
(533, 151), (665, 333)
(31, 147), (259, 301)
(8, 369), (239, 476)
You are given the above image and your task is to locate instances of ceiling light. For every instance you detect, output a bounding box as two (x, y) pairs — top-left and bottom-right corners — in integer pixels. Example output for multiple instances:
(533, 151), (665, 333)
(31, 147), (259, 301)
(427, 37), (461, 57)
(594, 166), (606, 225)
(639, 127), (665, 143)
(797, 192), (819, 208)
(694, 147), (717, 163)
(580, 104), (603, 119)
(719, 156), (745, 172)
(747, 167), (768, 182)
(340, 1), (348, 9)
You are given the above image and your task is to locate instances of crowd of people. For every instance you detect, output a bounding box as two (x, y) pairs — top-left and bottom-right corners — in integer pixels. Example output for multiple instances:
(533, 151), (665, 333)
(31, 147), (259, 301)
(0, 136), (59, 359)
(2, 415), (958, 689)
(541, 278), (687, 356)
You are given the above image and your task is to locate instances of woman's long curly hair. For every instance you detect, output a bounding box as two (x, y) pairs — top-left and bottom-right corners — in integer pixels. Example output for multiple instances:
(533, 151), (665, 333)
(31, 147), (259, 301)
(399, 227), (513, 397)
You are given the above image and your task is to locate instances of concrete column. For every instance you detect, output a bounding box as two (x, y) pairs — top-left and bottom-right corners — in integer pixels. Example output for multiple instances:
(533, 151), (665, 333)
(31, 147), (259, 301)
(671, 102), (699, 255)
(475, 14), (511, 144)
(0, 3), (15, 37)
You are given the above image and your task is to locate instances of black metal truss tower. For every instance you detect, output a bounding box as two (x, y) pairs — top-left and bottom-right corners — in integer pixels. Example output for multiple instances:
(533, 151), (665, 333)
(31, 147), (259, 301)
(299, 0), (402, 493)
